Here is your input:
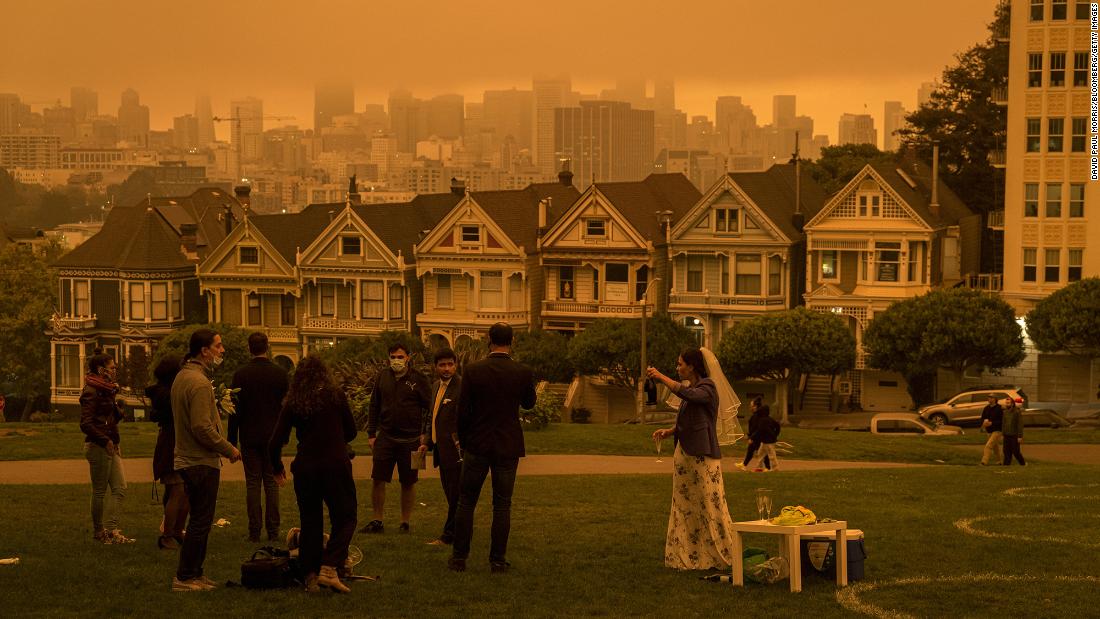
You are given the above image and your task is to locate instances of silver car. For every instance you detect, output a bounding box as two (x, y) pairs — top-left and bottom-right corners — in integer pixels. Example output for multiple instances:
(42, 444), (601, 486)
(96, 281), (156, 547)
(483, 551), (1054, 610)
(919, 387), (1028, 427)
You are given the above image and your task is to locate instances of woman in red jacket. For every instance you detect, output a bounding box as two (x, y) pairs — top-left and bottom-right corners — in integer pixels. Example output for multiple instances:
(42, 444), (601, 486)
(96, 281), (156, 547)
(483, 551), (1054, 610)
(79, 350), (133, 544)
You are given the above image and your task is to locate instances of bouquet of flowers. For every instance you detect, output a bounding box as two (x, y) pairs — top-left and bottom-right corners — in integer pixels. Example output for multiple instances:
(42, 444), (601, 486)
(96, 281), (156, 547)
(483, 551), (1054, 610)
(215, 384), (240, 418)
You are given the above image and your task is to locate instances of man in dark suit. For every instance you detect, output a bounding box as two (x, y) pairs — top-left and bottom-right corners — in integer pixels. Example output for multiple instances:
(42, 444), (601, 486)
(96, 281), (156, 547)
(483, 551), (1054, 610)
(229, 332), (289, 543)
(422, 347), (462, 546)
(448, 323), (536, 573)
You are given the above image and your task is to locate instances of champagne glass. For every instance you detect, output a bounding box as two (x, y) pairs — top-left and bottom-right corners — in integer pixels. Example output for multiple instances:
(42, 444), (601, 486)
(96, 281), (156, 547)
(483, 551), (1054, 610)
(755, 488), (773, 522)
(654, 435), (664, 463)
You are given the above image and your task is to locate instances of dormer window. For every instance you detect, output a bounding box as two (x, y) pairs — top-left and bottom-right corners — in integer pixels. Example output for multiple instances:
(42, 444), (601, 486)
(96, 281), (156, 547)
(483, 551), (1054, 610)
(715, 208), (739, 233)
(461, 225), (480, 243)
(585, 219), (607, 237)
(341, 236), (361, 256)
(239, 246), (259, 265)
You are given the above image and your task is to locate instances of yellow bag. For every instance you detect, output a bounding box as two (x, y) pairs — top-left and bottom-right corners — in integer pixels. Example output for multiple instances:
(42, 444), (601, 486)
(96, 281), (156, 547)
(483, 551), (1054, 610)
(769, 505), (817, 526)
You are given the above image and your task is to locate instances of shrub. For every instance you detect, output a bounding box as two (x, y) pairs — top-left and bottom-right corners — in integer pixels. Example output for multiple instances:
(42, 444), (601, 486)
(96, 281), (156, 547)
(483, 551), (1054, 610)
(521, 388), (562, 431)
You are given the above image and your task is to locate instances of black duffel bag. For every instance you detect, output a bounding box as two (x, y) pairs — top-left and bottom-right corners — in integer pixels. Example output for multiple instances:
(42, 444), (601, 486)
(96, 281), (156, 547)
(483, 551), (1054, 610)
(241, 547), (297, 589)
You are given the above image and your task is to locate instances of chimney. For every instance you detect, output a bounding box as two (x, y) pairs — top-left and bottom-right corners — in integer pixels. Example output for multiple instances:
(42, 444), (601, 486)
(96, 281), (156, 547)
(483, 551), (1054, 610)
(930, 141), (940, 218)
(450, 177), (466, 196)
(233, 185), (251, 212)
(180, 222), (198, 256)
(538, 198), (548, 229)
(222, 203), (235, 236)
(558, 159), (574, 187)
(348, 174), (361, 204)
(328, 209), (336, 222)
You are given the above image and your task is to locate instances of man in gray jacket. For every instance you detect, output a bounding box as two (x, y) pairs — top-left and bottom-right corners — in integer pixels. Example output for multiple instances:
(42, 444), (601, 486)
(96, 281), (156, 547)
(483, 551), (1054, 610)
(171, 328), (241, 592)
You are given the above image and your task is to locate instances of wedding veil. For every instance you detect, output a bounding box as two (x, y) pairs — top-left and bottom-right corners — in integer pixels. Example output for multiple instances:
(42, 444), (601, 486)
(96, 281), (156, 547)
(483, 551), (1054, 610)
(701, 347), (744, 446)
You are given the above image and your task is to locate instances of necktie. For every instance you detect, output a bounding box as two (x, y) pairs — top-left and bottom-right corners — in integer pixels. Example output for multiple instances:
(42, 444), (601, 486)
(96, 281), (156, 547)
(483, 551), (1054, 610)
(431, 381), (448, 443)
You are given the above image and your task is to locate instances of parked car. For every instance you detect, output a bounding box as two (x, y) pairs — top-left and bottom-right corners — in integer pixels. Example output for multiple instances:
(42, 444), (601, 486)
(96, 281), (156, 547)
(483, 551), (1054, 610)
(871, 413), (963, 436)
(1020, 409), (1075, 429)
(918, 386), (1029, 427)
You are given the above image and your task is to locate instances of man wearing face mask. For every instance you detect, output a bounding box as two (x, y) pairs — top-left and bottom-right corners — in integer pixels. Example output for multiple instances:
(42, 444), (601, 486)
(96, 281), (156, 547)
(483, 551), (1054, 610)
(171, 328), (242, 592)
(361, 343), (431, 534)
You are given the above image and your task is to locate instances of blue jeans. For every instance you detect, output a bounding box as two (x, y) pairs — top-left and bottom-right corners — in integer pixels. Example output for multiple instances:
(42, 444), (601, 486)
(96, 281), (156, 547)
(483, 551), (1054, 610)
(451, 451), (518, 564)
(84, 442), (126, 532)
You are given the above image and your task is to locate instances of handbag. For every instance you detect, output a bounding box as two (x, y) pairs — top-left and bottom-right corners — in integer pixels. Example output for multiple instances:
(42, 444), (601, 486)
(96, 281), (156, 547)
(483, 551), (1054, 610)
(240, 547), (296, 589)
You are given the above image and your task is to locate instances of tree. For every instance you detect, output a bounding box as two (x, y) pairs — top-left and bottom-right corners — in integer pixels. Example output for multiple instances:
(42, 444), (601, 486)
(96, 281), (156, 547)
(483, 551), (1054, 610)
(567, 314), (696, 392)
(803, 144), (896, 194)
(150, 323), (253, 389)
(0, 241), (63, 420)
(898, 3), (1008, 216)
(716, 307), (856, 422)
(514, 329), (573, 383)
(1025, 278), (1100, 359)
(863, 288), (1024, 406)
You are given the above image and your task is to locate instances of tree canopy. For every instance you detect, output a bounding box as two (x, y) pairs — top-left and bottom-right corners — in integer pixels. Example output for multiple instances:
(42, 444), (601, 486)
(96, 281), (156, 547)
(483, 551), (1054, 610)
(804, 144), (896, 195)
(1025, 278), (1100, 359)
(897, 3), (1007, 215)
(514, 329), (573, 383)
(0, 241), (63, 418)
(863, 288), (1024, 404)
(150, 323), (253, 388)
(567, 314), (696, 391)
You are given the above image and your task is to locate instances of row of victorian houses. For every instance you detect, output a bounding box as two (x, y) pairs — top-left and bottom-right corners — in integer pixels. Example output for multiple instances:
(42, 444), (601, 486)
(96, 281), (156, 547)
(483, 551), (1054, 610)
(49, 159), (982, 415)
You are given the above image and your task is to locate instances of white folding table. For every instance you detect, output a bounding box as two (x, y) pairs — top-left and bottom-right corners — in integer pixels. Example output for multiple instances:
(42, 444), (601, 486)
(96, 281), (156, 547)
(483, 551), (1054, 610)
(730, 519), (848, 592)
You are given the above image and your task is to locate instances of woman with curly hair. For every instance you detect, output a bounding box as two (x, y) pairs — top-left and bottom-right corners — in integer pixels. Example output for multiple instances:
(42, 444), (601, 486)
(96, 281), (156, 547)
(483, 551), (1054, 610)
(80, 350), (133, 544)
(269, 355), (357, 593)
(146, 354), (188, 550)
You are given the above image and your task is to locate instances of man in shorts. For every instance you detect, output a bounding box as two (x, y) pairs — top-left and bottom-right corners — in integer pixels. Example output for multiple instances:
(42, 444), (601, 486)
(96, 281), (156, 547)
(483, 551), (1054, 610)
(361, 343), (431, 534)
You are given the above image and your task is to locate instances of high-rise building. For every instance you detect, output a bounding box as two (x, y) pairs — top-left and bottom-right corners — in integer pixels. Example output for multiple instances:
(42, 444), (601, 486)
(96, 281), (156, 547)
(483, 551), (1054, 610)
(715, 96), (758, 153)
(772, 95), (796, 129)
(117, 88), (149, 146)
(917, 81), (938, 107)
(553, 100), (654, 184)
(482, 88), (534, 150)
(361, 104), (388, 136)
(883, 101), (907, 151)
(0, 135), (61, 168)
(70, 87), (98, 122)
(614, 77), (648, 109)
(837, 113), (877, 146)
(653, 78), (675, 113)
(533, 75), (572, 173)
(388, 90), (426, 153)
(195, 95), (215, 148)
(230, 97), (264, 162)
(44, 105), (77, 144)
(314, 82), (354, 132)
(0, 94), (28, 134)
(173, 114), (200, 150)
(426, 94), (464, 140)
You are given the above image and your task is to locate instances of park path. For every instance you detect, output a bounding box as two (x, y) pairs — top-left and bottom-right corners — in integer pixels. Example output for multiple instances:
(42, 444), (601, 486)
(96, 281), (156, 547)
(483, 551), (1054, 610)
(0, 454), (926, 485)
(956, 443), (1100, 465)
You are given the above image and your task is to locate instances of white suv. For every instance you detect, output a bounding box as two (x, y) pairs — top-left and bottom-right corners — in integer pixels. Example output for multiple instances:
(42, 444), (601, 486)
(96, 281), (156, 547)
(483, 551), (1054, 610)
(918, 386), (1029, 427)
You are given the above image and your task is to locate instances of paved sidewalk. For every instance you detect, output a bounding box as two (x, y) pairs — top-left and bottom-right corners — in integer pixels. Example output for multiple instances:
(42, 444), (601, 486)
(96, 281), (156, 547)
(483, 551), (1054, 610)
(956, 443), (1100, 465)
(0, 454), (926, 485)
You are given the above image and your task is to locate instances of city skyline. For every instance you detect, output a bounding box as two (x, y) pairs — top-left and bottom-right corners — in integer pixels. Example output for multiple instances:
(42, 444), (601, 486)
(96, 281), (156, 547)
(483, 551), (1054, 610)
(2, 0), (997, 144)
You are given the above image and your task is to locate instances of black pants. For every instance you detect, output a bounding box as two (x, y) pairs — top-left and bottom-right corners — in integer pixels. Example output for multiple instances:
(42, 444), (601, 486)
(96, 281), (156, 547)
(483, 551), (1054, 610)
(241, 445), (279, 538)
(177, 465), (220, 581)
(438, 464), (461, 543)
(742, 442), (771, 469)
(293, 461), (357, 574)
(1003, 436), (1026, 466)
(452, 451), (518, 564)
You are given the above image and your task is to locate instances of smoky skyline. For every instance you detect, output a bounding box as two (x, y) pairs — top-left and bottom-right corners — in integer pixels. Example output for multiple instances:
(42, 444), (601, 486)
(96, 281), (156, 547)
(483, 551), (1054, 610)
(4, 0), (996, 142)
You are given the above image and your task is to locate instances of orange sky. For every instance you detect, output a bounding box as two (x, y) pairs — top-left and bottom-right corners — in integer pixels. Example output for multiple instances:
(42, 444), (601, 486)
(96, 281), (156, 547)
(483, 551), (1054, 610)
(3, 0), (997, 143)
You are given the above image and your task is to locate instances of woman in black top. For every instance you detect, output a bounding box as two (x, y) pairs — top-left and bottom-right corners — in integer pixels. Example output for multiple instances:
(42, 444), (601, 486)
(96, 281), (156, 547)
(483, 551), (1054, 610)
(79, 350), (132, 544)
(145, 355), (188, 550)
(269, 356), (358, 593)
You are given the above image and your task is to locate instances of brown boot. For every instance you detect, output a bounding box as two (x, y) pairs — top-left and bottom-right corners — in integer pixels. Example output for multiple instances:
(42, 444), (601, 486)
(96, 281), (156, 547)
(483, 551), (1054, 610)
(304, 573), (320, 593)
(318, 565), (350, 593)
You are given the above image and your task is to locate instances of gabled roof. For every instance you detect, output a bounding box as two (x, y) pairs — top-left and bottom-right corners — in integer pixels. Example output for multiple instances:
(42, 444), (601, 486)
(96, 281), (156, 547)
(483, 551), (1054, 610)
(868, 161), (974, 227)
(54, 187), (244, 271)
(726, 163), (829, 240)
(250, 207), (335, 264)
(354, 195), (462, 263)
(593, 173), (701, 238)
(467, 182), (580, 248)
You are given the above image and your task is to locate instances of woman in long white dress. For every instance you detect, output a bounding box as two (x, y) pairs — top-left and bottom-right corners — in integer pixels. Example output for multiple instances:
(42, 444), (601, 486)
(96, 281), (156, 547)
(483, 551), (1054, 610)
(647, 347), (739, 570)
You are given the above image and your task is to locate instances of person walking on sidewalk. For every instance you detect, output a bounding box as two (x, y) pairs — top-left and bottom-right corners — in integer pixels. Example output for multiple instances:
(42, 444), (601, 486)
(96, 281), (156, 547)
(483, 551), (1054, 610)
(361, 343), (431, 535)
(979, 394), (1004, 466)
(1001, 398), (1026, 466)
(269, 355), (357, 593)
(448, 323), (536, 573)
(146, 355), (188, 550)
(746, 403), (780, 472)
(171, 329), (241, 592)
(80, 350), (133, 545)
(737, 397), (771, 471)
(229, 332), (289, 543)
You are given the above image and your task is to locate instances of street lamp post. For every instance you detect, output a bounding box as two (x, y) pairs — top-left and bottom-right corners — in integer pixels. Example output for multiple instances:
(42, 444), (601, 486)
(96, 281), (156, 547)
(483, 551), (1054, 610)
(636, 277), (661, 423)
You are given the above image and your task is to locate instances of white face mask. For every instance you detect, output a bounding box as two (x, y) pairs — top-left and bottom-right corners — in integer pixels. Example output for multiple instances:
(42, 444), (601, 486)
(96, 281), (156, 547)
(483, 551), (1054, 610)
(211, 355), (223, 367)
(390, 359), (407, 373)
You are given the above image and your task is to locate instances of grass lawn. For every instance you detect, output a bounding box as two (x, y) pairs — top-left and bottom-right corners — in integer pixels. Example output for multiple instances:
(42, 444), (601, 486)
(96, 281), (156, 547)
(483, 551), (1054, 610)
(1, 465), (1098, 617)
(3, 421), (1098, 465)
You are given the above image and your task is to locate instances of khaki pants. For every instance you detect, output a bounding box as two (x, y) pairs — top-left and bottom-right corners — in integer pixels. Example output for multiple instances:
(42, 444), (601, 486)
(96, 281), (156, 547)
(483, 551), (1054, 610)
(981, 431), (1003, 465)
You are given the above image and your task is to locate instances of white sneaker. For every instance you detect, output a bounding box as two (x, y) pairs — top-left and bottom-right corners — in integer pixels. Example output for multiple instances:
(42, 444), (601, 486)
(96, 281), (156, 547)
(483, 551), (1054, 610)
(172, 577), (215, 592)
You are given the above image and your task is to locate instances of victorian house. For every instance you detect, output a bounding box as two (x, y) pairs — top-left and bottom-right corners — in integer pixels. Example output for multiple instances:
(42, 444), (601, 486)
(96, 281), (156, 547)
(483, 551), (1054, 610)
(49, 188), (244, 412)
(414, 177), (579, 347)
(666, 163), (828, 348)
(803, 160), (980, 411)
(537, 174), (701, 334)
